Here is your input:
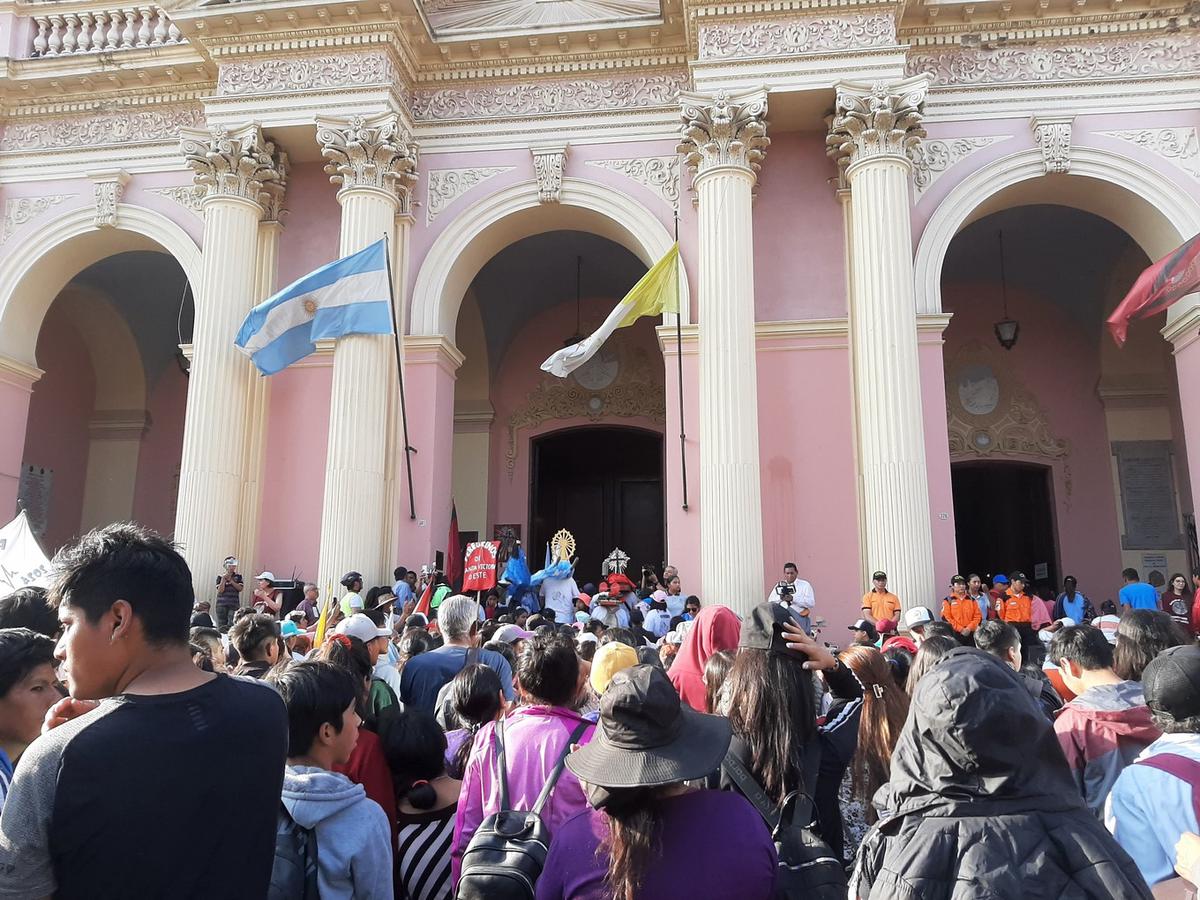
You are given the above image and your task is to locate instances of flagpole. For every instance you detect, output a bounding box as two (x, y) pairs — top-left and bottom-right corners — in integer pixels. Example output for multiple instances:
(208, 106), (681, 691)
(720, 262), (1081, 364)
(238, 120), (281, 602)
(674, 207), (689, 511)
(383, 231), (418, 520)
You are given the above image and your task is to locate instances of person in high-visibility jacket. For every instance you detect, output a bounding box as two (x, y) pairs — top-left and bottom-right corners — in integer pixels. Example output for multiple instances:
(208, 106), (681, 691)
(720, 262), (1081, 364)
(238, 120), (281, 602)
(998, 572), (1034, 625)
(941, 575), (982, 639)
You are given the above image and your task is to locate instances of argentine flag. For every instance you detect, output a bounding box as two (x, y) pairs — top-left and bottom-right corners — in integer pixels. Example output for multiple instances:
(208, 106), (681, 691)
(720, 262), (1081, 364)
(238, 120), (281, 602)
(236, 239), (393, 375)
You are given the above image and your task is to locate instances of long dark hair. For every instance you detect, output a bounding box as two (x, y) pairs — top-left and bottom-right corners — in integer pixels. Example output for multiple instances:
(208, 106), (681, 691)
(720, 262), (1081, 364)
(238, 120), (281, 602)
(703, 649), (735, 714)
(380, 710), (447, 811)
(723, 648), (816, 801)
(319, 634), (373, 724)
(395, 626), (433, 679)
(906, 635), (960, 694)
(598, 787), (668, 900)
(1113, 609), (1189, 681)
(448, 664), (503, 778)
(840, 645), (909, 823)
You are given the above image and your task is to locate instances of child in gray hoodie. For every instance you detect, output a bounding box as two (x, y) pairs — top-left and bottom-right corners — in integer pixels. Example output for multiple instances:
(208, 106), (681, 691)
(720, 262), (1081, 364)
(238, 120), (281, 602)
(270, 661), (394, 900)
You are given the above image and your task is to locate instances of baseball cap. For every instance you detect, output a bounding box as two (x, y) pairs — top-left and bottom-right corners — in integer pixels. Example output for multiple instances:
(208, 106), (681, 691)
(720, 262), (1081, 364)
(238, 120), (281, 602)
(903, 606), (934, 631)
(255, 571), (276, 581)
(881, 635), (918, 654)
(872, 571), (887, 581)
(280, 620), (301, 638)
(223, 556), (239, 567)
(578, 632), (599, 646)
(992, 574), (1010, 585)
(1009, 571), (1028, 583)
(849, 619), (879, 641)
(494, 623), (533, 645)
(336, 613), (390, 643)
(1143, 644), (1200, 721)
(740, 603), (803, 655)
(590, 641), (640, 694)
(875, 617), (898, 634)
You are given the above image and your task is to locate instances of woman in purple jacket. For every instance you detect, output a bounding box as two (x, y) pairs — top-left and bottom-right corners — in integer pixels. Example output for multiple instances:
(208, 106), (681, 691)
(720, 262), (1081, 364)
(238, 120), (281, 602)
(450, 630), (596, 887)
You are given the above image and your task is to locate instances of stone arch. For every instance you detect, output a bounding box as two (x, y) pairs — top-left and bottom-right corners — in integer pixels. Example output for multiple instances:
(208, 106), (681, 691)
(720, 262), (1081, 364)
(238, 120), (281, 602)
(0, 203), (202, 366)
(54, 284), (146, 413)
(410, 177), (689, 337)
(915, 147), (1200, 316)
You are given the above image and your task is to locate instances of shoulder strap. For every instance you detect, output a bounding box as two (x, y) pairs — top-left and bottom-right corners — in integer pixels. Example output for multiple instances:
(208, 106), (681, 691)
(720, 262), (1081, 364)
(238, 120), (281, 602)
(721, 749), (781, 830)
(492, 718), (510, 812)
(1135, 753), (1200, 822)
(531, 721), (590, 816)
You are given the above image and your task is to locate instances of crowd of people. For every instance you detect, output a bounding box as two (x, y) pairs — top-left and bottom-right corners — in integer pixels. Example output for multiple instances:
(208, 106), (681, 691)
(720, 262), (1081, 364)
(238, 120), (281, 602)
(1, 523), (1200, 899)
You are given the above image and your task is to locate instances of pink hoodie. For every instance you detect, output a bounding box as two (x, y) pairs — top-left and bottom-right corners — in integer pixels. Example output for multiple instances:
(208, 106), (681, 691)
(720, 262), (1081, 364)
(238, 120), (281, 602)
(668, 605), (742, 711)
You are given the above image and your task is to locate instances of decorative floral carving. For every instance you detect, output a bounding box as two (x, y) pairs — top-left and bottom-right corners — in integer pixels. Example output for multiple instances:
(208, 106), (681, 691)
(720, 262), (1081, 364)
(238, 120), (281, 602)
(906, 35), (1200, 86)
(532, 146), (568, 203)
(411, 72), (689, 121)
(827, 77), (929, 173)
(586, 156), (679, 206)
(1032, 116), (1072, 174)
(317, 113), (417, 202)
(0, 105), (203, 151)
(90, 171), (129, 228)
(0, 194), (72, 244)
(946, 341), (1069, 462)
(698, 14), (895, 60)
(426, 167), (514, 223)
(180, 124), (285, 207)
(217, 52), (396, 96)
(910, 137), (1000, 194)
(678, 89), (770, 177)
(1099, 127), (1200, 181)
(506, 347), (665, 481)
(146, 185), (205, 216)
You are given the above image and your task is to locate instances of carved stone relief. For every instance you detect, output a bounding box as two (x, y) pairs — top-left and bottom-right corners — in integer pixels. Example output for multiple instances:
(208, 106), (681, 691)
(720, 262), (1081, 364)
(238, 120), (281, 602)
(146, 185), (205, 216)
(586, 156), (679, 206)
(827, 78), (928, 171)
(1031, 116), (1073, 174)
(90, 170), (129, 228)
(317, 113), (417, 204)
(906, 35), (1200, 85)
(679, 89), (770, 176)
(0, 104), (204, 152)
(0, 194), (72, 244)
(411, 71), (689, 121)
(426, 167), (515, 223)
(532, 146), (567, 203)
(1099, 127), (1200, 181)
(697, 13), (895, 60)
(909, 137), (1001, 195)
(217, 52), (397, 96)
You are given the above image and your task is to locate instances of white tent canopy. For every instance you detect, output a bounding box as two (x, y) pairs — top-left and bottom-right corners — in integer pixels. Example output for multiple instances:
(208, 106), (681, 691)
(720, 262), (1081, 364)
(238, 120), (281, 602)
(0, 510), (52, 593)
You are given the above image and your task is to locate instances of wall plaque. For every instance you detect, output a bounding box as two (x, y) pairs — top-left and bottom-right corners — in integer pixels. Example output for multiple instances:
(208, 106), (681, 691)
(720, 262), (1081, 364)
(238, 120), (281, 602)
(1113, 441), (1184, 550)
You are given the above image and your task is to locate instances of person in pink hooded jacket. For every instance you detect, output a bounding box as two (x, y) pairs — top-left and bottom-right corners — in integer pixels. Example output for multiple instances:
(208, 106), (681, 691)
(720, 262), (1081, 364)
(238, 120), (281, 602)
(669, 605), (742, 711)
(451, 630), (596, 887)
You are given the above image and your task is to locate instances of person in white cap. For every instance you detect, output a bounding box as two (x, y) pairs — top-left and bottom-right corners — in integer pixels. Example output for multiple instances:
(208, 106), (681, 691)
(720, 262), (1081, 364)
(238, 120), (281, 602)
(252, 572), (280, 617)
(903, 606), (935, 644)
(215, 556), (243, 630)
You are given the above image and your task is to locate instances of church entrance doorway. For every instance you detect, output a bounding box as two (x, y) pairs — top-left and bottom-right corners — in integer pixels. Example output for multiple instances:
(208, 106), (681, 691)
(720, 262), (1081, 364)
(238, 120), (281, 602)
(951, 460), (1059, 592)
(530, 426), (664, 586)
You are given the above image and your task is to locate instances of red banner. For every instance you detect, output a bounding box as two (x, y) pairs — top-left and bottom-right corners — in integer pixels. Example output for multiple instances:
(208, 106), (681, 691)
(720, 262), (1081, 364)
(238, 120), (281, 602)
(463, 541), (500, 592)
(1107, 233), (1200, 346)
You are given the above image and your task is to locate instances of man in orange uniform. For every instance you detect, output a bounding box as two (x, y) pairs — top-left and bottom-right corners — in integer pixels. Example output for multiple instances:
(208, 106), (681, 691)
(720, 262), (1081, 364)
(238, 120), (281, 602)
(998, 572), (1035, 651)
(941, 574), (982, 640)
(861, 571), (902, 625)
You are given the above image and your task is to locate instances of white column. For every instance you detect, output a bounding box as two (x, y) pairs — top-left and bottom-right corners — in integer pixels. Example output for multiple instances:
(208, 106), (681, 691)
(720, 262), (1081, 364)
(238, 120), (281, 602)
(79, 410), (149, 531)
(175, 125), (284, 599)
(679, 89), (769, 614)
(315, 113), (416, 591)
(828, 76), (936, 611)
(236, 170), (287, 579)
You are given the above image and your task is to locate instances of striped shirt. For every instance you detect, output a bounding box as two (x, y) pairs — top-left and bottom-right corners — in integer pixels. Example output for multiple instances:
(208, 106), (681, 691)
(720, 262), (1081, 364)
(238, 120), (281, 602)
(396, 801), (456, 900)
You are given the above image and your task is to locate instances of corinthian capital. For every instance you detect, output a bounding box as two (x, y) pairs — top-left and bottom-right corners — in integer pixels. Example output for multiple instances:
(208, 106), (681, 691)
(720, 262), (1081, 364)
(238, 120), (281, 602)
(826, 75), (931, 172)
(678, 88), (770, 178)
(180, 125), (285, 210)
(316, 112), (418, 204)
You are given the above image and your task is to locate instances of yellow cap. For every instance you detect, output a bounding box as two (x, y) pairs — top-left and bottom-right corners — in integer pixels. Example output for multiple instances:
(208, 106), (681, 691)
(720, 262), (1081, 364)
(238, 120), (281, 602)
(590, 641), (640, 694)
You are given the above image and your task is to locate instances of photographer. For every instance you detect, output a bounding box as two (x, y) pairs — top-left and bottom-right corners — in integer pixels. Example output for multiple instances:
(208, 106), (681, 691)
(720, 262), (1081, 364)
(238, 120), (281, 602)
(214, 556), (243, 630)
(766, 561), (816, 612)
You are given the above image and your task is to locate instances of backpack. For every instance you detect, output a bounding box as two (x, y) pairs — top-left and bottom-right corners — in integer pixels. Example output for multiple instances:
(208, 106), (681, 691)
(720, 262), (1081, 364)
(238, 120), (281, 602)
(722, 750), (848, 900)
(435, 646), (481, 731)
(268, 804), (318, 900)
(456, 718), (590, 900)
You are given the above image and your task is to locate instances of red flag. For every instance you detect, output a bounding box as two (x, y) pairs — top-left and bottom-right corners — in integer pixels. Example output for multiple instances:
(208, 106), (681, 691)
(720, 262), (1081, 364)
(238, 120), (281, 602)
(413, 579), (433, 618)
(446, 502), (462, 591)
(1107, 233), (1200, 346)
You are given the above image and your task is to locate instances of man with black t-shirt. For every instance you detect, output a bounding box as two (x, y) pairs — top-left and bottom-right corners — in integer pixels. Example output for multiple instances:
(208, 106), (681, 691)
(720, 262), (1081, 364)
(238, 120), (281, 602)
(0, 524), (288, 900)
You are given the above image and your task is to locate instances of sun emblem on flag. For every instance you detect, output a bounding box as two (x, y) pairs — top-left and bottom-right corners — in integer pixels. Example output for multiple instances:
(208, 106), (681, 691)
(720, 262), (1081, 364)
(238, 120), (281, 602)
(303, 298), (318, 316)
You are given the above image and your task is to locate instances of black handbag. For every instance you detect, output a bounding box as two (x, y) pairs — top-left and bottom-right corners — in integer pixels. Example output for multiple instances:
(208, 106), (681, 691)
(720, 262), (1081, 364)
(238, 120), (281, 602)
(722, 750), (849, 900)
(456, 718), (589, 900)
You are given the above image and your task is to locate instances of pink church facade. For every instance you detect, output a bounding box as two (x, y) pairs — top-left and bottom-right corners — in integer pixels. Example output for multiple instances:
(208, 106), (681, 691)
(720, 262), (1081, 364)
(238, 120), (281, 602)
(1, 0), (1198, 630)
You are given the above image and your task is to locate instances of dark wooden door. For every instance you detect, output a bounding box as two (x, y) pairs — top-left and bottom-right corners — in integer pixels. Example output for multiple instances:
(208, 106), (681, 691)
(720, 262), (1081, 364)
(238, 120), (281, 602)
(530, 428), (664, 586)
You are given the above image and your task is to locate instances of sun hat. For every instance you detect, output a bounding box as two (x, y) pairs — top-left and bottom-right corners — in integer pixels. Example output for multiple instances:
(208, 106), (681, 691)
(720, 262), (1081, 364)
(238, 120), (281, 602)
(739, 602), (803, 656)
(280, 620), (301, 639)
(494, 623), (532, 645)
(1143, 644), (1200, 721)
(590, 641), (639, 694)
(336, 613), (390, 643)
(567, 664), (731, 791)
(369, 591), (397, 610)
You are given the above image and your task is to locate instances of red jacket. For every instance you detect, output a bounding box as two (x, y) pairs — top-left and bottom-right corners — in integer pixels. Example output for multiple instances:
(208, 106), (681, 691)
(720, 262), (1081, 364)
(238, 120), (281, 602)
(333, 727), (397, 852)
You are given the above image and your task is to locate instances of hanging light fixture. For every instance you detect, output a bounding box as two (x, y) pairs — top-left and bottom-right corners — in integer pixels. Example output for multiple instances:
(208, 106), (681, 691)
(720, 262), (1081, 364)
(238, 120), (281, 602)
(993, 229), (1020, 351)
(563, 255), (584, 347)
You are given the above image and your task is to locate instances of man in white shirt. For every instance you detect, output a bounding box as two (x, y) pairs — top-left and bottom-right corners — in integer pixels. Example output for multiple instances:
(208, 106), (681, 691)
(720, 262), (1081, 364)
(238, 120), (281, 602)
(767, 561), (816, 610)
(539, 570), (579, 624)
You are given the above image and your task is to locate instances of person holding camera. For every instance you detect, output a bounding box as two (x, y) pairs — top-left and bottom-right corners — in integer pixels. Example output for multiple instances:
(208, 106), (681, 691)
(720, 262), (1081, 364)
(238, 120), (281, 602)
(767, 561), (816, 612)
(215, 556), (244, 630)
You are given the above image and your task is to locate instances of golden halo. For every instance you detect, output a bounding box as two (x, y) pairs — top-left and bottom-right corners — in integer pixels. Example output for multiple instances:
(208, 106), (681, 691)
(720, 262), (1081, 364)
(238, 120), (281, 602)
(551, 529), (576, 563)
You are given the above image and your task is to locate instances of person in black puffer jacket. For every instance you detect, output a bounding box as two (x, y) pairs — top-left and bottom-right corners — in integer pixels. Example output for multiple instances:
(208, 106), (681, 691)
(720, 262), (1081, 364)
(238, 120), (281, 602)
(851, 647), (1152, 900)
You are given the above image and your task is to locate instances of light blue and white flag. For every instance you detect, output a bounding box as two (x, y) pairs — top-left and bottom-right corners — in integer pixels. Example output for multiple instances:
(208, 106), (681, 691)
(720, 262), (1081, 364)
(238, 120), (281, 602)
(236, 238), (393, 375)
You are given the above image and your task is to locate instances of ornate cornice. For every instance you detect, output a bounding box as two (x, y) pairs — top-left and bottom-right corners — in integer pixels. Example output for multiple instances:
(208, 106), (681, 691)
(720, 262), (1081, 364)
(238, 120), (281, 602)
(180, 124), (285, 208)
(697, 12), (896, 59)
(426, 166), (514, 223)
(0, 103), (204, 152)
(1099, 127), (1200, 181)
(678, 88), (770, 178)
(217, 50), (400, 97)
(826, 75), (929, 173)
(316, 113), (418, 204)
(586, 155), (680, 206)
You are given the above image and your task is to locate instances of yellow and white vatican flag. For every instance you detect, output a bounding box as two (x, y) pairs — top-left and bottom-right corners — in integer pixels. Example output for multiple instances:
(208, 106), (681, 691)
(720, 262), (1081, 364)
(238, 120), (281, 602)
(541, 243), (679, 377)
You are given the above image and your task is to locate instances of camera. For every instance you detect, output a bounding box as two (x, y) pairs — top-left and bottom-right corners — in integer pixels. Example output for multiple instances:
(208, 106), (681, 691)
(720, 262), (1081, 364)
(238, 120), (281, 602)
(776, 581), (795, 597)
